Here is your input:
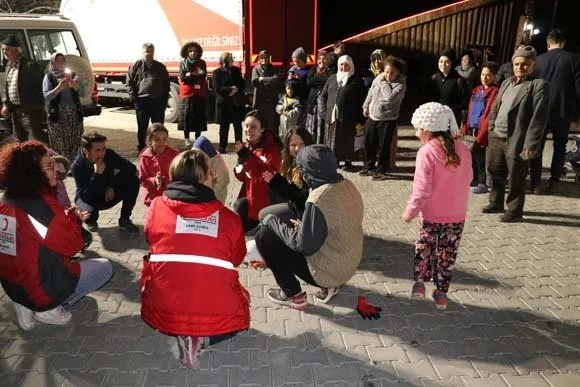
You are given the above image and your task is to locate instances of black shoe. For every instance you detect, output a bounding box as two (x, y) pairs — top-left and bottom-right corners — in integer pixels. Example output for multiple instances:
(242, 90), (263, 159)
(218, 147), (227, 154)
(119, 218), (139, 233)
(84, 220), (99, 232)
(482, 204), (504, 214)
(499, 212), (523, 223)
(371, 172), (389, 181)
(534, 179), (559, 195)
(359, 167), (375, 176)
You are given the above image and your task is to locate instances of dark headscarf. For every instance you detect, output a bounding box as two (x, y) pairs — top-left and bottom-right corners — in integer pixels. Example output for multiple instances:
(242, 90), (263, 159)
(180, 41), (203, 73)
(296, 145), (343, 190)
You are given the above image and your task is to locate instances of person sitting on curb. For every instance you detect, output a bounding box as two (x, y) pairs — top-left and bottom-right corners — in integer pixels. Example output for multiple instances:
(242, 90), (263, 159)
(72, 131), (140, 233)
(255, 145), (364, 310)
(0, 141), (112, 330)
(192, 136), (230, 204)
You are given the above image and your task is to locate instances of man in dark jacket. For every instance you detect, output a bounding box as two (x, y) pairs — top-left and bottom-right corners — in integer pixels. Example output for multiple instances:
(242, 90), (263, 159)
(496, 43), (526, 86)
(530, 28), (580, 194)
(72, 131), (140, 233)
(126, 43), (170, 152)
(0, 35), (47, 143)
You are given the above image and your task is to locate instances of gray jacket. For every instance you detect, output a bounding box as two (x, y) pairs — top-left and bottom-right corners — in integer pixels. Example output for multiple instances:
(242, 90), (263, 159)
(488, 77), (550, 158)
(362, 73), (406, 121)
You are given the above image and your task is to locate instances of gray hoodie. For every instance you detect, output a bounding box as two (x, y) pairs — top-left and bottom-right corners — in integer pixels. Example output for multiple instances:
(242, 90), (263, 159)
(362, 73), (407, 121)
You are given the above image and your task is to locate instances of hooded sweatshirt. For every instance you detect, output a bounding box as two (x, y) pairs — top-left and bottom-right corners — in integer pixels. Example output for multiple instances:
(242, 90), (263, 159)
(262, 145), (364, 288)
(404, 138), (472, 223)
(362, 73), (407, 121)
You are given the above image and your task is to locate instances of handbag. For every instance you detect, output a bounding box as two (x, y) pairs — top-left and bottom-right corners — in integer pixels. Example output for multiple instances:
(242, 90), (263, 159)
(460, 128), (477, 151)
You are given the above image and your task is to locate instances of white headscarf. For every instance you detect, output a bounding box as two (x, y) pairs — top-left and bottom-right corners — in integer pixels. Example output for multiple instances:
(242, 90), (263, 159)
(336, 55), (355, 86)
(411, 102), (459, 134)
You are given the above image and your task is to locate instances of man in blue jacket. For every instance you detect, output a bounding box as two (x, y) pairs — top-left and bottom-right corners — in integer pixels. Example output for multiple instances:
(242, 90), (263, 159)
(531, 28), (580, 194)
(72, 131), (140, 233)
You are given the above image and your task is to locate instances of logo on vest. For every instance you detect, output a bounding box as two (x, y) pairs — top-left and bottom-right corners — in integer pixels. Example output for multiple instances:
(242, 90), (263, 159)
(175, 211), (219, 238)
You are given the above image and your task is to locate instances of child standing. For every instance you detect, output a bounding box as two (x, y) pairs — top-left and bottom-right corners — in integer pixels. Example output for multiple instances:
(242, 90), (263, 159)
(139, 123), (180, 206)
(402, 102), (473, 309)
(460, 63), (499, 194)
(276, 82), (302, 139)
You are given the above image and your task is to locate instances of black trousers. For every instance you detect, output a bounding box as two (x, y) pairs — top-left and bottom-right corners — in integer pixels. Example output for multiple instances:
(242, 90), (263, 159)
(10, 106), (48, 143)
(254, 225), (318, 297)
(487, 135), (529, 217)
(233, 197), (259, 232)
(219, 120), (243, 151)
(76, 175), (140, 222)
(471, 143), (487, 185)
(364, 119), (397, 172)
(135, 96), (166, 151)
(529, 118), (570, 186)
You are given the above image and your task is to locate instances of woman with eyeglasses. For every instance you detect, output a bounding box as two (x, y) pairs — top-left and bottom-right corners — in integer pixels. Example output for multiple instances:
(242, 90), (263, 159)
(0, 141), (112, 331)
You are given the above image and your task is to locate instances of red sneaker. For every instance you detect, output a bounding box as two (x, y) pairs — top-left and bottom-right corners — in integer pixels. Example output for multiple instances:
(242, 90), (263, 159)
(431, 289), (448, 310)
(267, 288), (307, 310)
(411, 281), (426, 298)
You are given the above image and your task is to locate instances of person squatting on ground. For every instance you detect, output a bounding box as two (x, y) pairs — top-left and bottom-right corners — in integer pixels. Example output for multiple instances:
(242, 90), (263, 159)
(72, 131), (140, 233)
(126, 43), (170, 153)
(361, 56), (407, 180)
(260, 128), (314, 222)
(0, 141), (112, 331)
(1, 35), (47, 143)
(233, 110), (282, 232)
(403, 103), (472, 310)
(460, 62), (499, 194)
(255, 145), (364, 310)
(43, 52), (85, 163)
(140, 149), (249, 369)
(139, 123), (180, 207)
(192, 136), (230, 204)
(178, 41), (208, 147)
(483, 46), (550, 222)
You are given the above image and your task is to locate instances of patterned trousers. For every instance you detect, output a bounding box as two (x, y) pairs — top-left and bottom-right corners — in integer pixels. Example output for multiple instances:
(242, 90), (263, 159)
(414, 220), (464, 293)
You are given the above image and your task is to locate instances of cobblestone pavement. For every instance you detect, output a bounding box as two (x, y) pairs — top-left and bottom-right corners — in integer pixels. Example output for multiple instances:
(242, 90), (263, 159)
(1, 109), (580, 387)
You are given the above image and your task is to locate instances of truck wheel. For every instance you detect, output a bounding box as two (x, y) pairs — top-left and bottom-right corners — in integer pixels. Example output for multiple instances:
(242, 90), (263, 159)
(165, 83), (180, 123)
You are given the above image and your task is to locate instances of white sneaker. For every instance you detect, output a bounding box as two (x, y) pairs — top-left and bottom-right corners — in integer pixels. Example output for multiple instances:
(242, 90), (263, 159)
(13, 302), (36, 331)
(33, 306), (72, 326)
(184, 138), (192, 147)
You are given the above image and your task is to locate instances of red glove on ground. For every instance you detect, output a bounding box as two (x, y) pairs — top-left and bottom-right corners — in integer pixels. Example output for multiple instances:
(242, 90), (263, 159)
(356, 296), (382, 320)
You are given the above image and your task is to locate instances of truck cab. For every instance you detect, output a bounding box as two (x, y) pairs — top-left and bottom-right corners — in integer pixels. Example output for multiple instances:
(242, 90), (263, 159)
(0, 13), (101, 122)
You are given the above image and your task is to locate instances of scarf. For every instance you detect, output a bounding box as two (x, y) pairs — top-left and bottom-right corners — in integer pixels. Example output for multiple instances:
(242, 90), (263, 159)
(370, 49), (387, 77)
(180, 56), (198, 73)
(336, 55), (354, 86)
(49, 52), (65, 80)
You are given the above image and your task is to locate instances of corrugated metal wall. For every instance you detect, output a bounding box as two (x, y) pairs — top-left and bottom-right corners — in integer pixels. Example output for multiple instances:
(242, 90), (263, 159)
(348, 0), (524, 64)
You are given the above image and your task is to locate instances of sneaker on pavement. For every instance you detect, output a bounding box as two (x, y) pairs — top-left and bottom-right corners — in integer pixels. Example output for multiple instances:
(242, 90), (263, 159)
(119, 217), (139, 233)
(411, 281), (426, 298)
(184, 138), (192, 148)
(471, 184), (488, 194)
(431, 289), (448, 310)
(176, 336), (203, 369)
(33, 306), (72, 326)
(371, 172), (389, 181)
(267, 288), (307, 310)
(84, 219), (99, 232)
(314, 287), (340, 304)
(13, 302), (36, 331)
(359, 167), (375, 176)
(481, 204), (504, 214)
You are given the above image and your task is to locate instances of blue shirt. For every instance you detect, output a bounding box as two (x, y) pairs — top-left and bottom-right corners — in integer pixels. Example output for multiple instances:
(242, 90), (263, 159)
(468, 89), (485, 129)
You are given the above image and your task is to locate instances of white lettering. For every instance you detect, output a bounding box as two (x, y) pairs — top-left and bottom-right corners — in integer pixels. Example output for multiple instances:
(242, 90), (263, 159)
(175, 211), (219, 238)
(0, 215), (16, 256)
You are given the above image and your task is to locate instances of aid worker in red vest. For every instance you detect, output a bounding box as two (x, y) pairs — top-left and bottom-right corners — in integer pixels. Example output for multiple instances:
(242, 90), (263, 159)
(141, 148), (249, 369)
(0, 141), (112, 331)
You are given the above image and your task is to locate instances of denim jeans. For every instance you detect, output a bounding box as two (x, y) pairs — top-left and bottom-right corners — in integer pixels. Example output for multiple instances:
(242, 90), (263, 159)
(65, 258), (113, 306)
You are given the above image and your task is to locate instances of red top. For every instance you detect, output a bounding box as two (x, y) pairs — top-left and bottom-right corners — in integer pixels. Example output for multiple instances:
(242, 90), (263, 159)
(141, 194), (249, 336)
(138, 145), (180, 206)
(179, 59), (209, 98)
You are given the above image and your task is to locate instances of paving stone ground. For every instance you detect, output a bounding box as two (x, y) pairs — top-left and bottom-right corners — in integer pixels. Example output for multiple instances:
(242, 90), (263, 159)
(1, 108), (580, 387)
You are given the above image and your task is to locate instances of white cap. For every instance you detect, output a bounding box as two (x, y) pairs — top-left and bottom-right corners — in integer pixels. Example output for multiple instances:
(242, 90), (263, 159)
(411, 102), (459, 134)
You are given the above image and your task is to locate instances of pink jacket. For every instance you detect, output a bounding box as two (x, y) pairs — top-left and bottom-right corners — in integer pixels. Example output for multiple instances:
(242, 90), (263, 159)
(139, 146), (180, 206)
(404, 138), (473, 223)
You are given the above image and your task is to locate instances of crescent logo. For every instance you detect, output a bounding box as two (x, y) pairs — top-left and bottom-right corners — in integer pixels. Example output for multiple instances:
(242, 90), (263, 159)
(1, 217), (8, 232)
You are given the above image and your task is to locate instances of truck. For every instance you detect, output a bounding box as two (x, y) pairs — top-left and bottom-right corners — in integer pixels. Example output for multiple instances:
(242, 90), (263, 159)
(60, 0), (319, 123)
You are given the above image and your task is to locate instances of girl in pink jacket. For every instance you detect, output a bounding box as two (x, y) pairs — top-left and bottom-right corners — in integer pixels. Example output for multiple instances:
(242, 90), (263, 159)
(139, 124), (180, 206)
(402, 102), (472, 310)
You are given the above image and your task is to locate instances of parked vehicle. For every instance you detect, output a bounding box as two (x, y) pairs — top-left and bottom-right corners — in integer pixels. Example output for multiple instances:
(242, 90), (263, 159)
(0, 13), (102, 117)
(60, 0), (319, 122)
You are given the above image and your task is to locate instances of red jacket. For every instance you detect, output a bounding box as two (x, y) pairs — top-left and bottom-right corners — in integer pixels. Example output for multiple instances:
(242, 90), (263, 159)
(461, 84), (499, 147)
(141, 183), (249, 337)
(234, 131), (282, 220)
(139, 146), (180, 206)
(0, 192), (83, 311)
(178, 59), (209, 98)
